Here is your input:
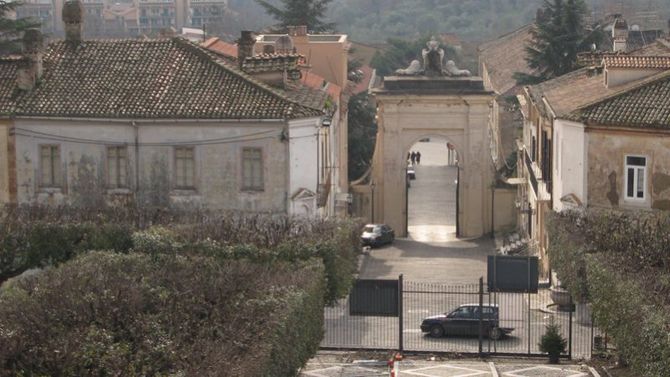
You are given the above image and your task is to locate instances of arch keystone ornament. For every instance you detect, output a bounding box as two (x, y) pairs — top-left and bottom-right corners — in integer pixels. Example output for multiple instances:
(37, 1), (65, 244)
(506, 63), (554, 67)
(370, 41), (495, 238)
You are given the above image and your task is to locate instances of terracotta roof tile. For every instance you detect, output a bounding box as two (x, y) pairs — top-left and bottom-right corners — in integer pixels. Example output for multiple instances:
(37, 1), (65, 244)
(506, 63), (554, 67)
(527, 67), (649, 118)
(603, 55), (670, 69)
(568, 71), (670, 129)
(0, 57), (22, 115)
(202, 37), (238, 59)
(478, 24), (535, 95)
(7, 38), (321, 120)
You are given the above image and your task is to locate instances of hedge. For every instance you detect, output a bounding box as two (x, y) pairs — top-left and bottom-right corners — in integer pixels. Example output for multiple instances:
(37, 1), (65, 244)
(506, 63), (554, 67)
(1, 209), (362, 303)
(548, 210), (670, 377)
(0, 251), (325, 377)
(0, 222), (133, 284)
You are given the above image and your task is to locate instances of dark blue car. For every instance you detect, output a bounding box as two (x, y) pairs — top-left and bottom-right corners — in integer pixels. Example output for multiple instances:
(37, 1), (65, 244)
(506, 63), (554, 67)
(420, 304), (513, 340)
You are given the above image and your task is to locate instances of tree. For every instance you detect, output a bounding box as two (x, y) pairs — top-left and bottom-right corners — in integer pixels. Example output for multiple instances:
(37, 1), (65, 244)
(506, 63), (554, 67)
(516, 0), (602, 84)
(0, 0), (39, 55)
(347, 93), (376, 181)
(255, 0), (334, 33)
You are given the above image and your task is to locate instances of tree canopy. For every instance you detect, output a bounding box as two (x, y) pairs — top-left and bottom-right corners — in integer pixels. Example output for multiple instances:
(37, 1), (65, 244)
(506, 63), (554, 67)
(255, 0), (334, 32)
(516, 0), (602, 84)
(0, 0), (39, 54)
(347, 93), (376, 181)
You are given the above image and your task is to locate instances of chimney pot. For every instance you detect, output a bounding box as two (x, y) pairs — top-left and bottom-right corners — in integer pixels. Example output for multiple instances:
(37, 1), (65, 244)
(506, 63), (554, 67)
(288, 25), (307, 37)
(62, 0), (84, 46)
(17, 28), (44, 91)
(238, 30), (255, 69)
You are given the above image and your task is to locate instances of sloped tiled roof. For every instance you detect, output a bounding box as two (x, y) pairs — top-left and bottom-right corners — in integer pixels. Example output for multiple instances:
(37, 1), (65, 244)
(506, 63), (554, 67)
(628, 36), (670, 56)
(202, 37), (237, 63)
(478, 24), (535, 95)
(603, 55), (670, 69)
(567, 71), (670, 129)
(0, 57), (22, 115)
(7, 38), (322, 120)
(527, 67), (649, 118)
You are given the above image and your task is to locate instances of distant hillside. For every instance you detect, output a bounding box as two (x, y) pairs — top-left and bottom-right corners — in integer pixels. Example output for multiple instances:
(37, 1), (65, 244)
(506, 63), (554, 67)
(226, 0), (670, 43)
(329, 0), (670, 43)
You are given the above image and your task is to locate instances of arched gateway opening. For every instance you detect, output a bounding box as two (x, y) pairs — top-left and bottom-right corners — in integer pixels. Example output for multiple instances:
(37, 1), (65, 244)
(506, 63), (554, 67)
(406, 137), (459, 241)
(366, 66), (495, 239)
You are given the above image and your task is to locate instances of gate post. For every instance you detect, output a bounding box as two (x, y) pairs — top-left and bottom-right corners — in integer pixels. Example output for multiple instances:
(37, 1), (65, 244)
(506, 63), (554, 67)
(478, 277), (484, 356)
(568, 294), (573, 359)
(398, 274), (404, 353)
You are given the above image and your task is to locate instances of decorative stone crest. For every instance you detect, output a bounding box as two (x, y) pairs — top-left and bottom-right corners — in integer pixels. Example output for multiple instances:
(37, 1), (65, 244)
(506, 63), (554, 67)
(395, 36), (471, 77)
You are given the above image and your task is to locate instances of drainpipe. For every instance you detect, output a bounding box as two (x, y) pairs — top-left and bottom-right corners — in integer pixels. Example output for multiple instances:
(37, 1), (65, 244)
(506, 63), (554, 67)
(491, 185), (495, 239)
(133, 121), (140, 226)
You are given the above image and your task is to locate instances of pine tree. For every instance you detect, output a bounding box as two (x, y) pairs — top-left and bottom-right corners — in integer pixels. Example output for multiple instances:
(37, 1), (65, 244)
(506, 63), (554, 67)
(0, 0), (39, 55)
(256, 0), (334, 33)
(515, 0), (600, 84)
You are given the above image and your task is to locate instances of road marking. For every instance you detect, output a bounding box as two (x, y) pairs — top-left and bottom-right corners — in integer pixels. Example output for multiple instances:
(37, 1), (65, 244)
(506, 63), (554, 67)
(489, 362), (499, 377)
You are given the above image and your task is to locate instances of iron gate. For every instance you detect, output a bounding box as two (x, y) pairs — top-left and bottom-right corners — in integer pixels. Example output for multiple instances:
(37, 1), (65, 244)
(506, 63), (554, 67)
(322, 276), (604, 359)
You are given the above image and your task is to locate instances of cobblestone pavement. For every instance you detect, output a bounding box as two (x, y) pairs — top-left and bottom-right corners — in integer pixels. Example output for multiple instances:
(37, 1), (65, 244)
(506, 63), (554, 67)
(300, 356), (597, 377)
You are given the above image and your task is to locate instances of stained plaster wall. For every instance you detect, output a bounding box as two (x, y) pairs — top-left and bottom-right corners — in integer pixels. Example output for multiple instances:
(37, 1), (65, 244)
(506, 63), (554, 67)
(0, 121), (9, 203)
(552, 119), (587, 211)
(586, 128), (670, 211)
(11, 119), (289, 211)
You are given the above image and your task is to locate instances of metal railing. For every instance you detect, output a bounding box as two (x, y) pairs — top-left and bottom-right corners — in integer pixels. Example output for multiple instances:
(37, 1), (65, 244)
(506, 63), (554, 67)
(322, 276), (600, 360)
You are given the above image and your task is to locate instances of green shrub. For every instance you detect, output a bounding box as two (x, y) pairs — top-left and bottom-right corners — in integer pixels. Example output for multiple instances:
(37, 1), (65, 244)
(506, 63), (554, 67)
(0, 222), (133, 284)
(539, 318), (567, 363)
(131, 226), (182, 256)
(0, 251), (326, 377)
(549, 209), (670, 377)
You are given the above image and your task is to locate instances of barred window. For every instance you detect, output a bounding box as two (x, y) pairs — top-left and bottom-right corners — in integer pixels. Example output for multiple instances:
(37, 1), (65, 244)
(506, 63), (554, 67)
(175, 147), (195, 189)
(242, 147), (263, 191)
(40, 145), (61, 187)
(107, 146), (128, 188)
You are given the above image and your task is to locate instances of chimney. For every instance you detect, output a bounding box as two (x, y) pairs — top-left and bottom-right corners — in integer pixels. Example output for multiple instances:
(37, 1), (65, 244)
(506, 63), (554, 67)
(612, 16), (628, 52)
(288, 25), (307, 37)
(238, 30), (255, 69)
(62, 0), (84, 46)
(16, 29), (44, 91)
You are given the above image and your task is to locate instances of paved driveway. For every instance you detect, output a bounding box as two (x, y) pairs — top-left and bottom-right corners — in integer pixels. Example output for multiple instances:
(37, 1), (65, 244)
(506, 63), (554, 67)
(300, 356), (597, 377)
(362, 140), (495, 284)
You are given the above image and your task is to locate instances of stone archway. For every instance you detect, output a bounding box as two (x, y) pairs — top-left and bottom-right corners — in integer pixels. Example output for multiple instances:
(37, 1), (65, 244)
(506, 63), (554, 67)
(370, 75), (495, 238)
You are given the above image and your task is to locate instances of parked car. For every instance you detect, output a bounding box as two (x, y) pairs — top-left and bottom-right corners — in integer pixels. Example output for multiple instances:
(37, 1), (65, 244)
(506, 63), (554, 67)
(407, 165), (416, 180)
(420, 304), (514, 340)
(361, 224), (395, 247)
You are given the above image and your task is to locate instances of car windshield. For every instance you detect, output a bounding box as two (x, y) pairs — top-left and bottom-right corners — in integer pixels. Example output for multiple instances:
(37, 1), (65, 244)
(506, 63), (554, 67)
(364, 226), (378, 233)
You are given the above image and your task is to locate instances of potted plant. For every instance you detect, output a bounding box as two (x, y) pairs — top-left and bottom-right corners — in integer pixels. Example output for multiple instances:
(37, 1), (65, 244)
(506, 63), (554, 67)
(539, 318), (567, 364)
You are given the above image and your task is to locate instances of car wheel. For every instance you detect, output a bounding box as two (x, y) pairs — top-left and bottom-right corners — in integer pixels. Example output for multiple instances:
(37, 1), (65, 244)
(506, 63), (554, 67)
(429, 325), (444, 338)
(489, 327), (501, 340)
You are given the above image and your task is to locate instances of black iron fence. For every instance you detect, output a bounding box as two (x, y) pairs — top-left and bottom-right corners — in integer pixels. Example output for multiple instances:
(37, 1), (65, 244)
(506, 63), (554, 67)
(322, 276), (604, 359)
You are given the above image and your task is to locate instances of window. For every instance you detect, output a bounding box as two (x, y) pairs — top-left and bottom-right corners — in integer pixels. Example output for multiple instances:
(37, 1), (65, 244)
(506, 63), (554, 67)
(40, 145), (61, 187)
(174, 147), (195, 189)
(107, 146), (128, 188)
(625, 155), (646, 200)
(242, 147), (263, 191)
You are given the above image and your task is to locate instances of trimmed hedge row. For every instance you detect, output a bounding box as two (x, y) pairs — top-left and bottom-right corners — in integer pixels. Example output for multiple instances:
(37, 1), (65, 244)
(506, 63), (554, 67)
(548, 210), (670, 377)
(0, 251), (326, 377)
(1, 214), (361, 304)
(586, 258), (670, 377)
(0, 222), (133, 284)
